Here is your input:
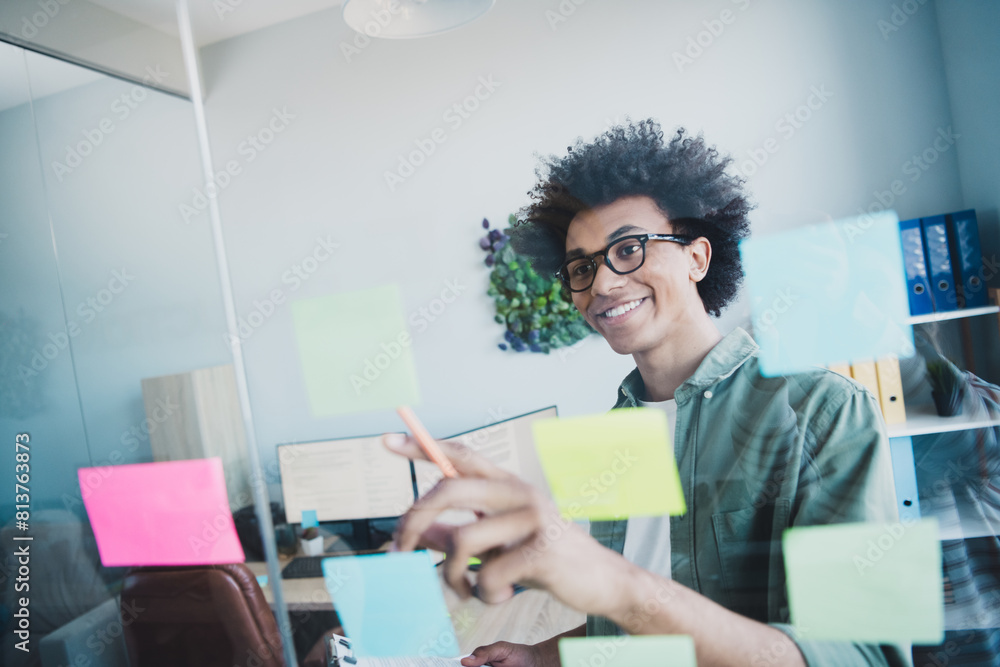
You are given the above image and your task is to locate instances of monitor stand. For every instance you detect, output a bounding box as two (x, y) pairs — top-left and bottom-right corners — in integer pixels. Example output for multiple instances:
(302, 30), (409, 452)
(322, 519), (391, 555)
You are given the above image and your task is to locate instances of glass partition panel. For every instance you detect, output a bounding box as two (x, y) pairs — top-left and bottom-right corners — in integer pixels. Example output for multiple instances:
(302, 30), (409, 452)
(1, 40), (294, 667)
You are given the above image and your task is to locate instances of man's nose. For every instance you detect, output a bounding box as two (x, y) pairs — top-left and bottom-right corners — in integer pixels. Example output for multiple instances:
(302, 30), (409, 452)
(590, 259), (625, 294)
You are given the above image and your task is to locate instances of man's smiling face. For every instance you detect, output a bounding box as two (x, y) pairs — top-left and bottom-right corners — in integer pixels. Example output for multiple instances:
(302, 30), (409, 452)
(565, 195), (710, 356)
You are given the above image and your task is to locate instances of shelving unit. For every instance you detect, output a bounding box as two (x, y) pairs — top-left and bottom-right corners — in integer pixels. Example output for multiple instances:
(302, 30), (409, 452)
(904, 305), (1000, 326)
(887, 404), (1000, 438)
(888, 293), (1000, 524)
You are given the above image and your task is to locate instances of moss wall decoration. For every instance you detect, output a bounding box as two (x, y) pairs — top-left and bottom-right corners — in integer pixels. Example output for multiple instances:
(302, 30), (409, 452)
(480, 215), (593, 353)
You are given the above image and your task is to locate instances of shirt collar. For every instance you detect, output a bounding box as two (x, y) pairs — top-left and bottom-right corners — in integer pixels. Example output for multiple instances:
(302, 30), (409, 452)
(616, 327), (759, 406)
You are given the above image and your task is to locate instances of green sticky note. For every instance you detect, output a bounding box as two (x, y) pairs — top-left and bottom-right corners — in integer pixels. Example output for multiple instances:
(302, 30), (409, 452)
(532, 409), (685, 520)
(559, 635), (695, 667)
(783, 518), (944, 643)
(291, 285), (420, 417)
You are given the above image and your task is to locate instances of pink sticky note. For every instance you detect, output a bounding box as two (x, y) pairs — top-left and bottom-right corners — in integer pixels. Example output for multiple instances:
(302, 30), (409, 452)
(79, 458), (245, 567)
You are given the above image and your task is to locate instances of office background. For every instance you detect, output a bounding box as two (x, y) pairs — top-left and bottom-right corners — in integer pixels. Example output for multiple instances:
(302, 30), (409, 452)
(1, 5), (999, 664)
(3, 0), (998, 526)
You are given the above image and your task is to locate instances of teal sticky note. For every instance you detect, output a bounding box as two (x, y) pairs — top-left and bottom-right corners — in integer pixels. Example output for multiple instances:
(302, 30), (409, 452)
(255, 575), (268, 587)
(291, 285), (420, 416)
(783, 518), (944, 643)
(739, 210), (914, 376)
(322, 551), (458, 657)
(301, 510), (318, 528)
(559, 635), (695, 667)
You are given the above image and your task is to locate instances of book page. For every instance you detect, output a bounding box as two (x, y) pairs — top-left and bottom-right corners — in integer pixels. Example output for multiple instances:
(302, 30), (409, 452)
(356, 658), (463, 667)
(415, 406), (556, 496)
(413, 407), (556, 524)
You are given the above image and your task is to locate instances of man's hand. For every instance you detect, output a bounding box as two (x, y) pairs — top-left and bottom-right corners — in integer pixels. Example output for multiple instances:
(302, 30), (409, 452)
(460, 641), (544, 667)
(382, 433), (631, 619)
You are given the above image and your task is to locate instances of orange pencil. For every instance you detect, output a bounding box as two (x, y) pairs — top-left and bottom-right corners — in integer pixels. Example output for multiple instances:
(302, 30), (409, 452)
(396, 406), (458, 478)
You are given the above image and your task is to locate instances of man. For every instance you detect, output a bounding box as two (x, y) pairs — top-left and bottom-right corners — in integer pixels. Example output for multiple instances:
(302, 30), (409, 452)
(385, 120), (908, 666)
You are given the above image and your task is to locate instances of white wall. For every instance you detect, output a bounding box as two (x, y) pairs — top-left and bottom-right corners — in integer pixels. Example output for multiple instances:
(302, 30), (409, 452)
(195, 0), (968, 475)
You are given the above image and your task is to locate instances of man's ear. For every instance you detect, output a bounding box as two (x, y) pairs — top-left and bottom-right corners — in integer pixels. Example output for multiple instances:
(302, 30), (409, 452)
(689, 237), (712, 282)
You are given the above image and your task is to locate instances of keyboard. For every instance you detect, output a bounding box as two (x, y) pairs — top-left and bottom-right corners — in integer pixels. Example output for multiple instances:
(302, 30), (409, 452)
(281, 547), (388, 579)
(281, 556), (327, 579)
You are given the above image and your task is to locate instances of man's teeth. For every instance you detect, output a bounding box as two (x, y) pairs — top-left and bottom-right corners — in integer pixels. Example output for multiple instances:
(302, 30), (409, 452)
(602, 299), (643, 318)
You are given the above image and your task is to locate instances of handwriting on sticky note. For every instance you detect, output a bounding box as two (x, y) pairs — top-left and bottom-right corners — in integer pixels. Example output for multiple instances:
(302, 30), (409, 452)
(79, 457), (244, 567)
(291, 284), (420, 417)
(783, 518), (943, 643)
(559, 635), (695, 667)
(322, 551), (459, 658)
(532, 409), (685, 520)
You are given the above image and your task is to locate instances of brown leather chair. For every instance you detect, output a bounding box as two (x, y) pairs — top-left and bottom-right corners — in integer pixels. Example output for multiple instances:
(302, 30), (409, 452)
(121, 563), (285, 667)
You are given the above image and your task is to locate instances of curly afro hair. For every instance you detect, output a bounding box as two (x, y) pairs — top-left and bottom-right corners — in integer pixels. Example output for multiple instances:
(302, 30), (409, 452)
(511, 119), (753, 317)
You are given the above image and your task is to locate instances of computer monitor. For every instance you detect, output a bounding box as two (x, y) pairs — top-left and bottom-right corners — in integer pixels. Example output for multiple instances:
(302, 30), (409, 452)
(277, 434), (415, 549)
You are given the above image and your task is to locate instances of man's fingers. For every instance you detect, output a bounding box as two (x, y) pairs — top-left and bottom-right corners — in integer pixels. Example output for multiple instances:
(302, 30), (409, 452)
(475, 542), (550, 605)
(460, 642), (518, 667)
(402, 521), (454, 554)
(395, 478), (539, 552)
(443, 508), (540, 598)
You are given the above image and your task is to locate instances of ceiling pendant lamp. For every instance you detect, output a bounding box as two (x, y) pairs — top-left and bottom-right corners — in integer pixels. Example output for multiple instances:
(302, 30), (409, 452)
(342, 0), (495, 39)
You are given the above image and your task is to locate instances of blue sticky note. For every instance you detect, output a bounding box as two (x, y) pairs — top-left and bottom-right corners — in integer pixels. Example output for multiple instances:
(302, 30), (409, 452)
(740, 210), (914, 376)
(256, 575), (268, 587)
(301, 509), (318, 529)
(322, 552), (458, 657)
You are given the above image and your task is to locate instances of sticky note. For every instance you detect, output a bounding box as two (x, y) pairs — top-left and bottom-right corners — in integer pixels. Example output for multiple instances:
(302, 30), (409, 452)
(532, 409), (685, 520)
(322, 551), (458, 657)
(783, 518), (944, 643)
(79, 457), (245, 567)
(291, 285), (420, 417)
(256, 575), (268, 587)
(559, 635), (695, 667)
(301, 509), (318, 528)
(739, 210), (914, 376)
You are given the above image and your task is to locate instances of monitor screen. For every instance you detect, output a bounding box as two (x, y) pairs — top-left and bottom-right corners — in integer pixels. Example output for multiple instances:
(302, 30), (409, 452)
(277, 434), (414, 525)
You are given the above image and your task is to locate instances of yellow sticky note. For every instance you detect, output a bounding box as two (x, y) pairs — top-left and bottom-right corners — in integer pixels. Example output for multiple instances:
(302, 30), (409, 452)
(783, 518), (944, 644)
(532, 409), (685, 520)
(291, 285), (420, 417)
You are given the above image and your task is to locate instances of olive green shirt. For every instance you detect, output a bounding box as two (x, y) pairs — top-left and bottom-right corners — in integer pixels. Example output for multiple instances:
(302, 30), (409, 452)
(587, 328), (911, 666)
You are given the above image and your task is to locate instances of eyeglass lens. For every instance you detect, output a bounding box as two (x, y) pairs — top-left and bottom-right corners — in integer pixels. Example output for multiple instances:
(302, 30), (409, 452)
(563, 237), (645, 291)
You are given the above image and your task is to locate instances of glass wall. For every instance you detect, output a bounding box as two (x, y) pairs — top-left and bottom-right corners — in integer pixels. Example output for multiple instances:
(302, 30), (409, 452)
(0, 39), (295, 666)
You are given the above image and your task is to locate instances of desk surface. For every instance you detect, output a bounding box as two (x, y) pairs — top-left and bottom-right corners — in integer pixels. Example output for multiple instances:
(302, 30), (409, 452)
(246, 561), (584, 653)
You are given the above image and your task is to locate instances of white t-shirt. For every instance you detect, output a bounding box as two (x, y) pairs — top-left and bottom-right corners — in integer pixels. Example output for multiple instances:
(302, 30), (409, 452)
(620, 397), (677, 581)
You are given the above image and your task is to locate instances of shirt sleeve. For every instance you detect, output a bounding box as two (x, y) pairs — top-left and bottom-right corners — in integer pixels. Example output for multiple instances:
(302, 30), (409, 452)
(776, 381), (913, 666)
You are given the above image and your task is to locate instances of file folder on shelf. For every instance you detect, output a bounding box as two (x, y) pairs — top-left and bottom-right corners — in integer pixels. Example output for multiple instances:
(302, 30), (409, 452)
(945, 209), (989, 309)
(921, 215), (959, 312)
(826, 362), (852, 378)
(850, 360), (882, 411)
(875, 356), (906, 425)
(899, 217), (935, 316)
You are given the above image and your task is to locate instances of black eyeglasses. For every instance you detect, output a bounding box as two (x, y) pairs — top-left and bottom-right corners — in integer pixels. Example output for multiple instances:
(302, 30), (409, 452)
(556, 233), (693, 292)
